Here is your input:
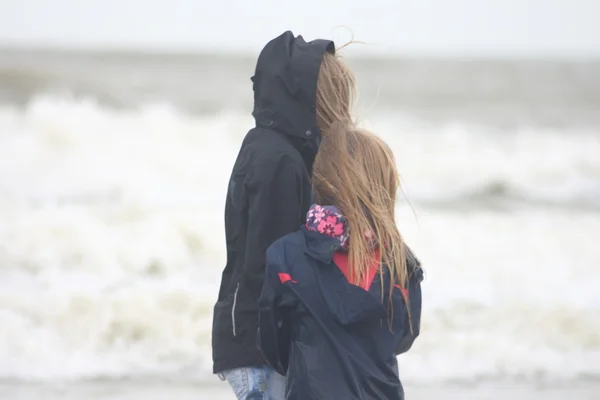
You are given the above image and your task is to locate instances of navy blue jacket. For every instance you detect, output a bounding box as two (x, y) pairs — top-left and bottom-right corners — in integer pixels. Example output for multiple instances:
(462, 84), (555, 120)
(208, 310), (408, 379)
(258, 226), (423, 400)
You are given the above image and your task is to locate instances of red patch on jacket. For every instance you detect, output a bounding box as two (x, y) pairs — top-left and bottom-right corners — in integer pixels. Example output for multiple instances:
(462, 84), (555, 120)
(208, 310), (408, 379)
(278, 273), (297, 284)
(333, 249), (380, 291)
(333, 250), (409, 300)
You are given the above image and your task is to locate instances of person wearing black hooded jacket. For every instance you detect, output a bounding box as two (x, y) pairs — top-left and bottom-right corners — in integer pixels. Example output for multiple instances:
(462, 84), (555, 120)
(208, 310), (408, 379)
(211, 31), (356, 399)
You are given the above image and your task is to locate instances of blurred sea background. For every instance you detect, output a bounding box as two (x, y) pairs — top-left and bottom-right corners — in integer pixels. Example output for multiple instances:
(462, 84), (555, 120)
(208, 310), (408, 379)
(1, 1), (599, 399)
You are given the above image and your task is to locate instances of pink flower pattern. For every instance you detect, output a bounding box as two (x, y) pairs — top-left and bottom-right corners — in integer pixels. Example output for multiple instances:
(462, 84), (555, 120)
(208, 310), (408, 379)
(305, 204), (349, 249)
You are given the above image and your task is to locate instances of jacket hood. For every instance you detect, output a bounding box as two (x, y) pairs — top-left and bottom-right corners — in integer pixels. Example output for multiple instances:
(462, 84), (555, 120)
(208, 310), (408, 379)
(251, 31), (334, 143)
(304, 227), (422, 325)
(302, 227), (385, 325)
(319, 272), (389, 325)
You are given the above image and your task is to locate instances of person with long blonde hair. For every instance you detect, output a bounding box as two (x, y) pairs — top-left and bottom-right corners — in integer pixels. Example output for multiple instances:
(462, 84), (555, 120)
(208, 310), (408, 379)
(212, 31), (357, 399)
(258, 124), (423, 400)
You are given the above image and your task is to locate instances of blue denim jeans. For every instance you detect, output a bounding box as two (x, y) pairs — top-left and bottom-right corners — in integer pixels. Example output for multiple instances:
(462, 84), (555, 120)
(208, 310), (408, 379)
(220, 367), (285, 400)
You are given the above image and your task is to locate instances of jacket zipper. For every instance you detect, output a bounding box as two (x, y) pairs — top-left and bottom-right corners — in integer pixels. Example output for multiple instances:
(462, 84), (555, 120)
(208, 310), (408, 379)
(231, 283), (240, 337)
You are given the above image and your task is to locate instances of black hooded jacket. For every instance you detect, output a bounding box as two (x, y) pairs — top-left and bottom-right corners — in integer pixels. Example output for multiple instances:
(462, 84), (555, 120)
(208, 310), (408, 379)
(212, 31), (335, 373)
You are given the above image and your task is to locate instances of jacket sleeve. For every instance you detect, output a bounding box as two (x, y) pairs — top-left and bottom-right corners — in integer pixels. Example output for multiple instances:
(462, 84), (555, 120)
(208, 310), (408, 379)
(257, 243), (292, 374)
(395, 263), (424, 355)
(243, 153), (303, 298)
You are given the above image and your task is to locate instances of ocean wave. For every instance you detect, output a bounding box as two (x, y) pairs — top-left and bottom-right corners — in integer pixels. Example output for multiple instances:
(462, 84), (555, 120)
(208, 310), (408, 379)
(407, 179), (600, 211)
(0, 96), (599, 383)
(1, 95), (599, 208)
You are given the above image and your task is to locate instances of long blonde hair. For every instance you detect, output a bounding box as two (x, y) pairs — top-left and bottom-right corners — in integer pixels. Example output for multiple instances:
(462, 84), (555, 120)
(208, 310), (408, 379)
(316, 50), (357, 135)
(312, 125), (408, 296)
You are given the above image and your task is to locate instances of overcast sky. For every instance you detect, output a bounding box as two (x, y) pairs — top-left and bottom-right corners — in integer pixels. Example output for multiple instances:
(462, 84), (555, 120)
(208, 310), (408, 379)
(1, 0), (599, 57)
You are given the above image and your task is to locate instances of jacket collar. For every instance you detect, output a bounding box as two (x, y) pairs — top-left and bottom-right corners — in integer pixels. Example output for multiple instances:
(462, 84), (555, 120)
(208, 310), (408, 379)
(302, 226), (343, 263)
